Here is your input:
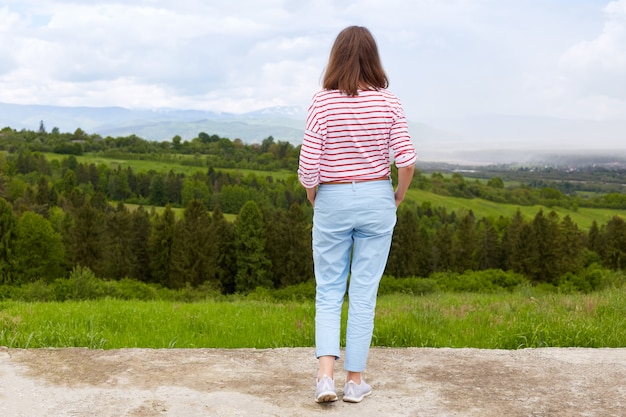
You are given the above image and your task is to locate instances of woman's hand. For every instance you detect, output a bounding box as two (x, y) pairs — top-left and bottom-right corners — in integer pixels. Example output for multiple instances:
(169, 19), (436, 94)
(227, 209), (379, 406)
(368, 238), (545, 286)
(306, 187), (317, 207)
(394, 165), (415, 207)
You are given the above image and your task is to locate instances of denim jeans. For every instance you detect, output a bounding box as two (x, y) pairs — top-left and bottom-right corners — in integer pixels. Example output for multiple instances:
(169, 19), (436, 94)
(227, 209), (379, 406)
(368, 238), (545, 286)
(312, 179), (397, 372)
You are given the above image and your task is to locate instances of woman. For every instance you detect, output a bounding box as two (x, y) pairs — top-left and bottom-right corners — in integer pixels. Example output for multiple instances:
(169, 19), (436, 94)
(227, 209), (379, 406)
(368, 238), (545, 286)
(298, 26), (417, 403)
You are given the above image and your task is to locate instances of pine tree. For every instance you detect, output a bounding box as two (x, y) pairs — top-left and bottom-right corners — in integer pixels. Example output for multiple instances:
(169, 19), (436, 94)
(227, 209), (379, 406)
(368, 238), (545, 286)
(475, 217), (502, 270)
(66, 200), (106, 275)
(234, 200), (272, 292)
(129, 206), (152, 282)
(433, 224), (454, 272)
(601, 216), (626, 270)
(555, 215), (585, 276)
(148, 205), (176, 287)
(387, 208), (421, 277)
(265, 203), (312, 287)
(529, 210), (561, 283)
(0, 198), (17, 284)
(103, 202), (134, 280)
(210, 204), (236, 293)
(170, 199), (214, 288)
(587, 221), (602, 255)
(451, 211), (478, 272)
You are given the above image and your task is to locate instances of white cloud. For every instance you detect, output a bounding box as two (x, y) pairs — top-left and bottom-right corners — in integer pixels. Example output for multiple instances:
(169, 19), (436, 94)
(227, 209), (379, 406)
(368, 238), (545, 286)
(554, 0), (626, 118)
(0, 0), (625, 128)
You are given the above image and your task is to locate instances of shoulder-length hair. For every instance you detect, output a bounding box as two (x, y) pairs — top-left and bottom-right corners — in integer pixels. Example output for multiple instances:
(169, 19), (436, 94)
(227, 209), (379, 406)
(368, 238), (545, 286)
(323, 26), (389, 96)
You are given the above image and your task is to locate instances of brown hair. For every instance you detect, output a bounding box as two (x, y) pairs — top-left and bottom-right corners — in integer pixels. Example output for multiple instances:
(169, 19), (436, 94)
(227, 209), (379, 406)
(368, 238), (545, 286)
(323, 26), (389, 96)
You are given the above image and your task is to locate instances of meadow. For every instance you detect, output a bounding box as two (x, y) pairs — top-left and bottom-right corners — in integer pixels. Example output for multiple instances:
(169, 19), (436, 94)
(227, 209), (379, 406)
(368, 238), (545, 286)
(405, 188), (626, 230)
(42, 151), (626, 229)
(2, 288), (625, 350)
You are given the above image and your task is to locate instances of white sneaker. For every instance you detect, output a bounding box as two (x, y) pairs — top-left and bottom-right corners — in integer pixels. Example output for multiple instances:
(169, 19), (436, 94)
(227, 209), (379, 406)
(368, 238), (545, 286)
(342, 380), (372, 403)
(315, 375), (338, 403)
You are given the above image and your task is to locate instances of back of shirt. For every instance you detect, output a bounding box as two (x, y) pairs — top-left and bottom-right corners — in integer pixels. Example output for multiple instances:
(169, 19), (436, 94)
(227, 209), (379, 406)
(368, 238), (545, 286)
(298, 89), (417, 188)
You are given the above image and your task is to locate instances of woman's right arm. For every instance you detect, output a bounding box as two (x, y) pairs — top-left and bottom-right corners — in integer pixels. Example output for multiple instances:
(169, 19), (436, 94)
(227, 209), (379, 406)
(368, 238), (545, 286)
(394, 164), (415, 207)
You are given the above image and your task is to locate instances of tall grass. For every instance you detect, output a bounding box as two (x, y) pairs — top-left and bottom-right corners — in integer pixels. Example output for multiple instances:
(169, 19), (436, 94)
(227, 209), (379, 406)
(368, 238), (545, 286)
(1, 288), (625, 349)
(0, 299), (315, 349)
(374, 290), (626, 348)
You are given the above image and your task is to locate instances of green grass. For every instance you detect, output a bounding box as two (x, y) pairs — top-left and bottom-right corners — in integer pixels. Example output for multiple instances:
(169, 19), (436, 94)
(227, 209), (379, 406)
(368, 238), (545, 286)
(2, 289), (625, 349)
(405, 188), (626, 230)
(0, 299), (315, 349)
(41, 152), (295, 180)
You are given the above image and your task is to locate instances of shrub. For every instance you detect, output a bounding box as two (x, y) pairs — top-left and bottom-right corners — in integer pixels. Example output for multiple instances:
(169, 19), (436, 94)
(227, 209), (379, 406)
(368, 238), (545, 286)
(272, 281), (316, 301)
(66, 265), (104, 300)
(433, 269), (528, 293)
(16, 280), (56, 302)
(378, 276), (437, 295)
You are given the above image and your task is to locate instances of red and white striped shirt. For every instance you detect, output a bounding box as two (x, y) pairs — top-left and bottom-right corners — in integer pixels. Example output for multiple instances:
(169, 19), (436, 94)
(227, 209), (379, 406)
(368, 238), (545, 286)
(298, 89), (417, 188)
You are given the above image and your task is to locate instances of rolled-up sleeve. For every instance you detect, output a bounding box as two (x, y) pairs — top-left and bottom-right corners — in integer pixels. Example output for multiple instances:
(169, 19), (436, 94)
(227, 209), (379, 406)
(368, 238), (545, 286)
(298, 102), (324, 188)
(389, 102), (417, 168)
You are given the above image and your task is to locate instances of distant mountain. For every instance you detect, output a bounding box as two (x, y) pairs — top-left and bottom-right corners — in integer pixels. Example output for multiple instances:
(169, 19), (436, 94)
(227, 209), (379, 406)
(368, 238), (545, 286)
(2, 102), (625, 164)
(0, 102), (307, 144)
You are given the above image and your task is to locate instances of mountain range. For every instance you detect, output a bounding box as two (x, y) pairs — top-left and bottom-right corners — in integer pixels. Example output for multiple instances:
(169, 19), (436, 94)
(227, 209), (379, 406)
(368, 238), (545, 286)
(2, 102), (626, 165)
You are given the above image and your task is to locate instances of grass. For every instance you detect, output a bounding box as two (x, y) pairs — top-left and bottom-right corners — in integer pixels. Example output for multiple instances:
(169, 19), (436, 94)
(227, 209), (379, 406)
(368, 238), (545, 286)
(41, 152), (295, 180)
(1, 289), (624, 349)
(405, 188), (626, 230)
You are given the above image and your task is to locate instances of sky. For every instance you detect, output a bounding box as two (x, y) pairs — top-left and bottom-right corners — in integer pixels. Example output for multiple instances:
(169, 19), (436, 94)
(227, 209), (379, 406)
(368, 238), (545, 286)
(1, 0), (626, 126)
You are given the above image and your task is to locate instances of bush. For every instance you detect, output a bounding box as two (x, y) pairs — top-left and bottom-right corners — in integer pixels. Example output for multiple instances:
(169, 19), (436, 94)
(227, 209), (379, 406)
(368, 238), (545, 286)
(433, 269), (528, 293)
(16, 280), (56, 301)
(378, 276), (437, 295)
(66, 265), (104, 300)
(558, 264), (626, 293)
(272, 281), (316, 301)
(0, 284), (15, 300)
(100, 278), (160, 300)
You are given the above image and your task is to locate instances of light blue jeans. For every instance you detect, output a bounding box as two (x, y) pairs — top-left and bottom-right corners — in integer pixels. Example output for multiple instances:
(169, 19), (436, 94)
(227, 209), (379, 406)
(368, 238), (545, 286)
(313, 179), (397, 372)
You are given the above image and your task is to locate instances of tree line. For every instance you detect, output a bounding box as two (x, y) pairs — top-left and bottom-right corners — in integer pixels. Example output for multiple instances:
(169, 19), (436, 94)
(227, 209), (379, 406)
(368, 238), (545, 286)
(3, 125), (626, 210)
(1, 127), (626, 293)
(1, 180), (626, 293)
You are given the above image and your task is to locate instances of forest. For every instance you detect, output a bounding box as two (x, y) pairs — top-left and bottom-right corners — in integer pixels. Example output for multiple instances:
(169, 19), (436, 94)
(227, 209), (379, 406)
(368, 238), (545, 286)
(1, 125), (626, 297)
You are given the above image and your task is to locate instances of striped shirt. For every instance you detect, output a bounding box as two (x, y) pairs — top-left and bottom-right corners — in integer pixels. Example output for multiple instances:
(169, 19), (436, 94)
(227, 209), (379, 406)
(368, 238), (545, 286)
(298, 89), (417, 188)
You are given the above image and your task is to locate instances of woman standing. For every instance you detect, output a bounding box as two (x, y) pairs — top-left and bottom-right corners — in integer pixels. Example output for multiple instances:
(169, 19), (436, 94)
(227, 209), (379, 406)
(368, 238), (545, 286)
(298, 26), (417, 403)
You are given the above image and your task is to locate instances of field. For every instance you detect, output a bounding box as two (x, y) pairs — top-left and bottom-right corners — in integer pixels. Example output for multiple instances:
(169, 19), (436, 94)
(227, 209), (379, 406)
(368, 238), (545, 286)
(2, 289), (625, 349)
(43, 152), (626, 228)
(41, 152), (295, 180)
(405, 188), (626, 230)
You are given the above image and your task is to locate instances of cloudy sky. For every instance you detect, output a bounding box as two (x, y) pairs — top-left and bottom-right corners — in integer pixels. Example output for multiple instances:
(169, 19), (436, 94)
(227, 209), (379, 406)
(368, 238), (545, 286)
(1, 0), (625, 125)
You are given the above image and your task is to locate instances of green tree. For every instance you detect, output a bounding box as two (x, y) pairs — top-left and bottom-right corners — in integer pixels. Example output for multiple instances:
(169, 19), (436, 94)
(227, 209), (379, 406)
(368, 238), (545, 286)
(265, 203), (312, 287)
(210, 204), (236, 293)
(0, 198), (17, 284)
(164, 170), (183, 205)
(600, 216), (626, 270)
(65, 200), (106, 275)
(475, 217), (501, 270)
(555, 215), (585, 275)
(234, 200), (272, 292)
(433, 224), (453, 272)
(107, 167), (131, 201)
(14, 211), (65, 283)
(149, 175), (166, 206)
(182, 178), (210, 208)
(148, 205), (176, 287)
(451, 211), (478, 272)
(170, 199), (214, 288)
(387, 208), (421, 277)
(129, 206), (152, 282)
(103, 203), (134, 279)
(528, 210), (560, 283)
